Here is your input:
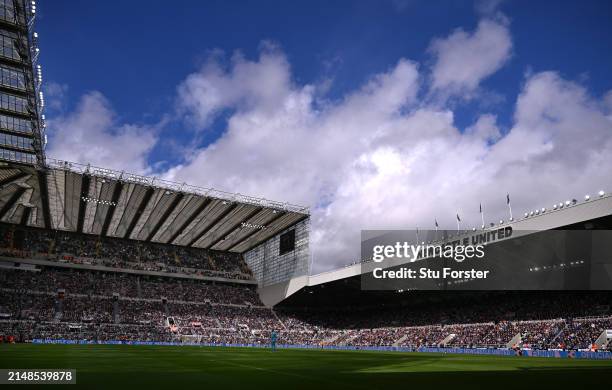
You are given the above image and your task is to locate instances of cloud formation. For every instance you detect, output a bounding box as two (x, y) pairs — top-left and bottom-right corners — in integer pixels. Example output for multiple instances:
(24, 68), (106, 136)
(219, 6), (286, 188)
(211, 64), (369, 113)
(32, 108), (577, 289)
(176, 45), (293, 129)
(429, 17), (512, 96)
(45, 92), (158, 174)
(167, 32), (612, 273)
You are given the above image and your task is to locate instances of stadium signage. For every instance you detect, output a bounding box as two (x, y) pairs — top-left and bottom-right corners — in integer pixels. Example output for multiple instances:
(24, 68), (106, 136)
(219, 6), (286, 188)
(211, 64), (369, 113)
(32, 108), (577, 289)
(452, 226), (513, 246)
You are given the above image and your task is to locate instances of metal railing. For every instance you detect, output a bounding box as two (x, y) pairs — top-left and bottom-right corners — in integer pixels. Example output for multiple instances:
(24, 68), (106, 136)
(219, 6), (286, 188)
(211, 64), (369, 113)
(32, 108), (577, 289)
(46, 158), (310, 215)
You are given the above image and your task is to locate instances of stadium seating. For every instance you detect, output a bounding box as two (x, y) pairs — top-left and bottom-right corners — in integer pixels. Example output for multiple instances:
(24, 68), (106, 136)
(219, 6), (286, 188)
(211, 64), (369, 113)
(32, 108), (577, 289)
(0, 223), (252, 280)
(2, 265), (611, 350)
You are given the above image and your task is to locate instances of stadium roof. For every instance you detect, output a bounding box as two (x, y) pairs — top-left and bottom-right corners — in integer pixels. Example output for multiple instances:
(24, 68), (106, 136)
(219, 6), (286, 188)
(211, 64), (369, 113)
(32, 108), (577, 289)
(0, 159), (309, 253)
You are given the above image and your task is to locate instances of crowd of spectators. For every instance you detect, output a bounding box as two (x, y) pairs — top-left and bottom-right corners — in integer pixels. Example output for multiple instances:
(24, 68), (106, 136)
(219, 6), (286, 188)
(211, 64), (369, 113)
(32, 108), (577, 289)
(0, 223), (252, 280)
(396, 326), (448, 347)
(557, 317), (612, 350)
(1, 264), (612, 350)
(0, 267), (260, 305)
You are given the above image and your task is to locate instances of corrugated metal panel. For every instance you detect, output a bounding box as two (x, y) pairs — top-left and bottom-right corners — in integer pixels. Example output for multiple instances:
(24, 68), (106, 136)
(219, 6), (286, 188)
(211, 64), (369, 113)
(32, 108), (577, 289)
(131, 189), (169, 240)
(46, 169), (65, 229)
(90, 181), (118, 235)
(194, 204), (259, 248)
(211, 208), (278, 251)
(62, 172), (82, 231)
(231, 212), (306, 253)
(106, 182), (136, 237)
(172, 199), (226, 246)
(82, 177), (104, 234)
(111, 184), (149, 238)
(151, 194), (197, 243)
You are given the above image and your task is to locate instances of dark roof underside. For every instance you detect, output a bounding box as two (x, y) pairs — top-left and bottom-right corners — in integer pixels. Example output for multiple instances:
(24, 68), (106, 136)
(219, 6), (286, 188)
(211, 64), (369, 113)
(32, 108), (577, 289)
(0, 164), (309, 253)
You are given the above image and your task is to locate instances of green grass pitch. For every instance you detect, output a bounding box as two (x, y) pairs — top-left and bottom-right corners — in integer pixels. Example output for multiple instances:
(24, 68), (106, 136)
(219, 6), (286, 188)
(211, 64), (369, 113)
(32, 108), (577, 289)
(2, 344), (612, 389)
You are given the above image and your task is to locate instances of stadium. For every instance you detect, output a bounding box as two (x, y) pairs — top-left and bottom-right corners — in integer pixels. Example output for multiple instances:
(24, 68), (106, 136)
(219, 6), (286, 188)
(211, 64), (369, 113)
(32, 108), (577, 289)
(1, 0), (612, 388)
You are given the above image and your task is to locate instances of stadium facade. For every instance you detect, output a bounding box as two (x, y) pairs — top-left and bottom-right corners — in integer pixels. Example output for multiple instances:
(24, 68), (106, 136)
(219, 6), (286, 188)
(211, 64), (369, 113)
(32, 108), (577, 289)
(264, 191), (612, 306)
(0, 0), (44, 166)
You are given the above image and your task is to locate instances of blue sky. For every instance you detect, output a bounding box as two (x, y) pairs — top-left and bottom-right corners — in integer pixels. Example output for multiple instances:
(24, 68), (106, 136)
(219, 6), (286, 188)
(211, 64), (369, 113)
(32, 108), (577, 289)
(39, 0), (612, 160)
(36, 0), (612, 271)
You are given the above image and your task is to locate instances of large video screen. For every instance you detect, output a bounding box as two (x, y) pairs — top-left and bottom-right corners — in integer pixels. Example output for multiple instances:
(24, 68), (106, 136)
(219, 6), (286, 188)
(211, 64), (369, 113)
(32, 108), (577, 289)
(279, 229), (296, 255)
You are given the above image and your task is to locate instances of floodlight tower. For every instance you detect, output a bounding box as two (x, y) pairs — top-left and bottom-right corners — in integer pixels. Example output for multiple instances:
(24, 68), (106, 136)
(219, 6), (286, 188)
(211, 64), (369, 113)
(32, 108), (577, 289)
(0, 0), (45, 167)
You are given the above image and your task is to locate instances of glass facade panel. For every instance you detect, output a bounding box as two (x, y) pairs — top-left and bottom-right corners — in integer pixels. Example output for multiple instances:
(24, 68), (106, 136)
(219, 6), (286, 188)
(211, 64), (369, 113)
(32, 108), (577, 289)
(0, 147), (36, 164)
(0, 64), (26, 90)
(0, 31), (21, 61)
(244, 218), (310, 287)
(0, 113), (31, 133)
(0, 92), (29, 113)
(0, 0), (16, 24)
(0, 1), (40, 166)
(0, 0), (25, 25)
(0, 132), (33, 149)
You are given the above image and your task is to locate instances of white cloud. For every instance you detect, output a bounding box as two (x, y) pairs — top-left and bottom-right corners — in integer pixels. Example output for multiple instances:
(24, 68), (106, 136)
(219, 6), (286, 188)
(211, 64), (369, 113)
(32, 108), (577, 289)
(45, 91), (157, 174)
(168, 44), (612, 274)
(177, 44), (293, 129)
(167, 51), (420, 205)
(429, 18), (512, 95)
(465, 113), (501, 142)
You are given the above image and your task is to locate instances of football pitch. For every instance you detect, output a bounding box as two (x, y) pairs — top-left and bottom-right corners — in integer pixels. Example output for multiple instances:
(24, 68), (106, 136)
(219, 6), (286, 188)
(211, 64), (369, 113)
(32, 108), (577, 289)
(2, 344), (612, 389)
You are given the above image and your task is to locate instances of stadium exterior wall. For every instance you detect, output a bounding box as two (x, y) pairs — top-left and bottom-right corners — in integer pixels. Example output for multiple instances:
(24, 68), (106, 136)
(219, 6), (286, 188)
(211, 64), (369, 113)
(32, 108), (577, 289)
(263, 192), (612, 305)
(245, 218), (310, 287)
